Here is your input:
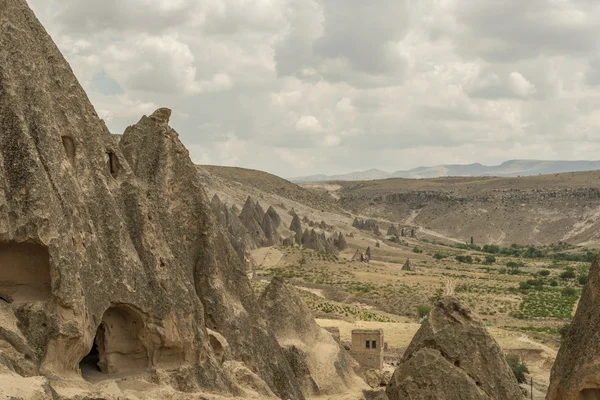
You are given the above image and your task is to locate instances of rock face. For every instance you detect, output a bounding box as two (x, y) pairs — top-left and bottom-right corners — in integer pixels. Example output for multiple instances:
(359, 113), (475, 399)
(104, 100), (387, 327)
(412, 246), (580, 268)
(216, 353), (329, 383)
(335, 232), (348, 251)
(266, 206), (282, 228)
(547, 255), (600, 399)
(0, 2), (306, 398)
(260, 277), (367, 397)
(290, 214), (303, 244)
(386, 297), (521, 400)
(402, 258), (416, 272)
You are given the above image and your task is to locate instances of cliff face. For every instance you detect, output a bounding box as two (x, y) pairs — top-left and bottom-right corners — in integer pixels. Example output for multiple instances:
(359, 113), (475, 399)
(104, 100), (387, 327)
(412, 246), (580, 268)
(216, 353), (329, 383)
(0, 1), (304, 398)
(547, 255), (600, 400)
(339, 182), (600, 245)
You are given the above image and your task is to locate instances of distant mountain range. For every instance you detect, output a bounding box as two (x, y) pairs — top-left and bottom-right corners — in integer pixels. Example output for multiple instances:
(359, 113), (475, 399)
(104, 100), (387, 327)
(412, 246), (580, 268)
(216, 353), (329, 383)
(289, 160), (600, 182)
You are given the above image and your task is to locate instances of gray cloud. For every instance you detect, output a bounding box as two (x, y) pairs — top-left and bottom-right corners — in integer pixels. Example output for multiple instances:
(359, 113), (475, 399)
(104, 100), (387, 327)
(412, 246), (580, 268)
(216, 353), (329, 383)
(25, 0), (600, 178)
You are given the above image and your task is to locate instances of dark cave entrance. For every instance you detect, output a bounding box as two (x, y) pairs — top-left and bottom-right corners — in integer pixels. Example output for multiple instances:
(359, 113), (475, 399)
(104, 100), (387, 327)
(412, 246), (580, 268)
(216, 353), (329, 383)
(79, 327), (102, 378)
(580, 389), (600, 400)
(80, 306), (149, 380)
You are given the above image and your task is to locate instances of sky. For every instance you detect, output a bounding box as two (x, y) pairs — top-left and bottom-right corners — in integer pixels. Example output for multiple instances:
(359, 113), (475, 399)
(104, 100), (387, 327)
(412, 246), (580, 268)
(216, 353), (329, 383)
(27, 0), (600, 178)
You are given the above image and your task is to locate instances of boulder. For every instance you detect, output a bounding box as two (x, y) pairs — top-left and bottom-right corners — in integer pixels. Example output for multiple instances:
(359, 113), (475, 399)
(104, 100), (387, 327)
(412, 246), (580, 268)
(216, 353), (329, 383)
(547, 255), (600, 399)
(386, 297), (522, 400)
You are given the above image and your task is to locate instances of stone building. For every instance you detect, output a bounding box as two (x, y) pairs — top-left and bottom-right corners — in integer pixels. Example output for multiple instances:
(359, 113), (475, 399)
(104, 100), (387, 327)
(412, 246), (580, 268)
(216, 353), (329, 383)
(351, 329), (384, 369)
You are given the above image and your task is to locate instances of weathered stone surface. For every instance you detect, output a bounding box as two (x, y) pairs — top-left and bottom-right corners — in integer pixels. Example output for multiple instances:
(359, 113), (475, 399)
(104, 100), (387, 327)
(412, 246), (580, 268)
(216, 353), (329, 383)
(0, 2), (305, 398)
(402, 258), (416, 272)
(386, 297), (522, 400)
(239, 196), (266, 245)
(121, 109), (304, 399)
(547, 255), (600, 399)
(336, 232), (348, 250)
(387, 224), (399, 237)
(266, 206), (282, 228)
(290, 214), (303, 244)
(260, 277), (367, 397)
(261, 213), (280, 246)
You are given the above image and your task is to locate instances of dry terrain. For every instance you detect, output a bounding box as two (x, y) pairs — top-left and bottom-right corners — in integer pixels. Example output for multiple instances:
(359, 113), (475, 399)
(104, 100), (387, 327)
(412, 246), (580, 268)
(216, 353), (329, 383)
(199, 165), (600, 398)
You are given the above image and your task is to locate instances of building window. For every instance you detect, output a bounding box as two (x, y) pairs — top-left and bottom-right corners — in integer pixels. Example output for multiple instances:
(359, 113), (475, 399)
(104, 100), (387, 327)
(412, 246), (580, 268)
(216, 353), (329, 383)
(372, 340), (377, 349)
(365, 340), (370, 349)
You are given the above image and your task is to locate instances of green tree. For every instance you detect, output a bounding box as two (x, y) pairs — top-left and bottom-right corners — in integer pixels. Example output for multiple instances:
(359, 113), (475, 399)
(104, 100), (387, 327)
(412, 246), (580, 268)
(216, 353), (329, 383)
(539, 269), (550, 276)
(505, 354), (529, 384)
(578, 275), (588, 285)
(483, 255), (496, 265)
(417, 305), (432, 319)
(561, 287), (577, 297)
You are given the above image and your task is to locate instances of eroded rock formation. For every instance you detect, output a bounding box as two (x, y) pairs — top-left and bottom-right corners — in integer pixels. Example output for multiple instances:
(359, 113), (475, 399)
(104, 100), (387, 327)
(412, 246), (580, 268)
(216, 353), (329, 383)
(402, 258), (416, 272)
(0, 2), (306, 398)
(386, 297), (521, 400)
(260, 277), (367, 397)
(547, 255), (600, 399)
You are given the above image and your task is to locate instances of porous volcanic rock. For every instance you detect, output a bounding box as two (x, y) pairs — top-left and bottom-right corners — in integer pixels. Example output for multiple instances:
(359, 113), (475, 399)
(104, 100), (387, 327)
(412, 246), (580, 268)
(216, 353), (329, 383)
(402, 258), (416, 272)
(547, 255), (600, 399)
(260, 277), (367, 397)
(266, 206), (282, 228)
(239, 196), (266, 245)
(386, 297), (522, 400)
(0, 2), (305, 398)
(261, 213), (280, 246)
(290, 214), (303, 244)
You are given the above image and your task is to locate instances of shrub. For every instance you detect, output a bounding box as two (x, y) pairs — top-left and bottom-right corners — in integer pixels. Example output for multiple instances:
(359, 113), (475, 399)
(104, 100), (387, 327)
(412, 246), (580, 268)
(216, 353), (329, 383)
(550, 280), (558, 287)
(484, 255), (496, 265)
(417, 305), (432, 319)
(539, 269), (550, 276)
(498, 268), (507, 274)
(519, 282), (531, 291)
(560, 270), (576, 280)
(413, 246), (424, 254)
(455, 255), (473, 264)
(505, 354), (529, 383)
(579, 275), (588, 285)
(561, 287), (577, 297)
(433, 251), (448, 260)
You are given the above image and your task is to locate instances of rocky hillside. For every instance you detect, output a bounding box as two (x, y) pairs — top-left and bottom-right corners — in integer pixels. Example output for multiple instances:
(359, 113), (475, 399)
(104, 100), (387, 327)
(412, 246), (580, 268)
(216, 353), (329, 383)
(330, 172), (600, 246)
(199, 165), (339, 213)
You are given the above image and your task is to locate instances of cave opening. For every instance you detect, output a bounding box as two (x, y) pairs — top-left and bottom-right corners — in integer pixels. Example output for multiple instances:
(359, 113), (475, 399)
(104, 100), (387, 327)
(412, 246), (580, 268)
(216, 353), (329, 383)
(0, 242), (51, 303)
(580, 389), (600, 400)
(106, 151), (120, 179)
(80, 306), (149, 380)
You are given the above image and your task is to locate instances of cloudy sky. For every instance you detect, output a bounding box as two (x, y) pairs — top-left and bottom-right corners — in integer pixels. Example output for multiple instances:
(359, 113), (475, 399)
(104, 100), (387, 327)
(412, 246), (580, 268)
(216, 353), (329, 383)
(28, 0), (600, 178)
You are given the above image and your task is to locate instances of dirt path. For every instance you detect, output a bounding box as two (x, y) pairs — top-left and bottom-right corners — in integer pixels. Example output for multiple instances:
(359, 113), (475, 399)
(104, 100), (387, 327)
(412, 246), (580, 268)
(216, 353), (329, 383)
(444, 277), (455, 296)
(249, 247), (283, 267)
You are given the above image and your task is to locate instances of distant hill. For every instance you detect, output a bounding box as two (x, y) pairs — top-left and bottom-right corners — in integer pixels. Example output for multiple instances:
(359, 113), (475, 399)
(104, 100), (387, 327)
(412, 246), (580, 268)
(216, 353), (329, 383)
(290, 160), (600, 182)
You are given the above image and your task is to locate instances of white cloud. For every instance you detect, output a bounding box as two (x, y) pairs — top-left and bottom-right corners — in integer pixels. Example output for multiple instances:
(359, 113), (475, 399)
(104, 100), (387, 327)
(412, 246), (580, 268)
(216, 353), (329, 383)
(295, 115), (323, 133)
(509, 72), (537, 97)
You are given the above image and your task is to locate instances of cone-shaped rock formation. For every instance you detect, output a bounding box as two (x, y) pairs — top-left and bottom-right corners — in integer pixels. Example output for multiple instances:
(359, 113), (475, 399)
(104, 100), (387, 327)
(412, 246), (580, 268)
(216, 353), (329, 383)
(260, 277), (367, 397)
(386, 297), (521, 400)
(402, 258), (416, 272)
